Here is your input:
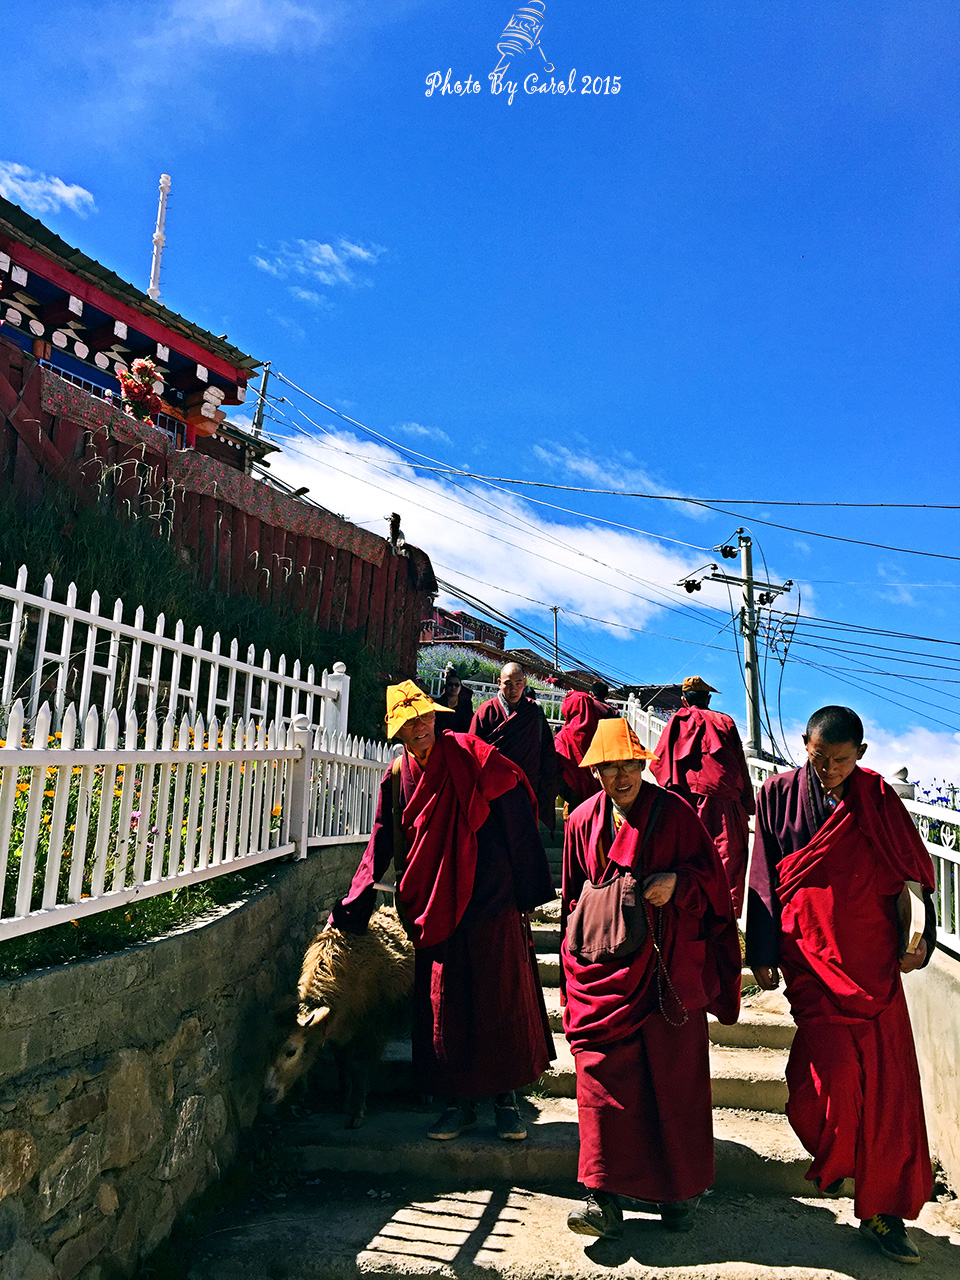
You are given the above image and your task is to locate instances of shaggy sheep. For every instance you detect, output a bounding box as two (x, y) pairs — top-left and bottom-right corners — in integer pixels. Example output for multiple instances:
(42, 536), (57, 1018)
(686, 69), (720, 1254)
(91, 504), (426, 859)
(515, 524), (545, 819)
(262, 905), (414, 1128)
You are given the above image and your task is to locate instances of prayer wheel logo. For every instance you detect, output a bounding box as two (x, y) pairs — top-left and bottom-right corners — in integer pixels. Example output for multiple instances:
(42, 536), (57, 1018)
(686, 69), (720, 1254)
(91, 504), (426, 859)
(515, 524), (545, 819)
(493, 2), (555, 75)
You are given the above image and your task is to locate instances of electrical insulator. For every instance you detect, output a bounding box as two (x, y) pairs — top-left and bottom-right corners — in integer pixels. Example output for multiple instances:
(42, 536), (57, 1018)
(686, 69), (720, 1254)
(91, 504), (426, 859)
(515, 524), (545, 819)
(683, 580), (702, 594)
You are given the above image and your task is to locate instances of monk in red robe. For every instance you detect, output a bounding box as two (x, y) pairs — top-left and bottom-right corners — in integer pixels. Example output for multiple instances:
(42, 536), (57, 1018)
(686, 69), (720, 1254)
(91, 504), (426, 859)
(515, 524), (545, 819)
(561, 719), (741, 1240)
(650, 675), (755, 914)
(333, 681), (555, 1143)
(555, 689), (619, 806)
(746, 705), (937, 1264)
(470, 662), (558, 830)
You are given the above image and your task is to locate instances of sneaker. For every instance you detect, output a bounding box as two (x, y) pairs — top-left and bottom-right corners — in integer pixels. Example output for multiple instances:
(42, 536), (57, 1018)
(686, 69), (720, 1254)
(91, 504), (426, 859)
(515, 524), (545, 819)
(566, 1192), (624, 1240)
(859, 1215), (920, 1264)
(659, 1197), (699, 1232)
(427, 1102), (477, 1141)
(814, 1176), (846, 1198)
(494, 1096), (527, 1141)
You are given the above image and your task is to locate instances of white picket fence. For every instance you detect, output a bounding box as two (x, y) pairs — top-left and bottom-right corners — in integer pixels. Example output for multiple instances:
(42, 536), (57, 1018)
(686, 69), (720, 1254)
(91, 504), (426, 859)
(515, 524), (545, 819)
(0, 564), (347, 738)
(0, 696), (393, 942)
(0, 565), (397, 942)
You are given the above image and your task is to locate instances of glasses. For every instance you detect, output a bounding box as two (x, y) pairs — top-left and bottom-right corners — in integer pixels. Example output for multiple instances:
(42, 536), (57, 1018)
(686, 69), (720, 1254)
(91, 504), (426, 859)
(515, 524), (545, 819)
(596, 760), (643, 779)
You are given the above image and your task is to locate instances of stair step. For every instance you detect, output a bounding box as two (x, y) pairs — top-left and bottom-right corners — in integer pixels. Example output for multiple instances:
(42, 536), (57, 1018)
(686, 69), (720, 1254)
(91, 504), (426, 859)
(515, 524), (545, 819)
(530, 922), (561, 953)
(270, 1097), (810, 1196)
(543, 988), (795, 1052)
(536, 952), (561, 985)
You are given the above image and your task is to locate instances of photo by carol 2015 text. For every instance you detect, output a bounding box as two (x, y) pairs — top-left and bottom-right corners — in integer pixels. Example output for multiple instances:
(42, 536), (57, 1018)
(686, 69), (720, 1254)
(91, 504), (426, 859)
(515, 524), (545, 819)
(424, 70), (621, 107)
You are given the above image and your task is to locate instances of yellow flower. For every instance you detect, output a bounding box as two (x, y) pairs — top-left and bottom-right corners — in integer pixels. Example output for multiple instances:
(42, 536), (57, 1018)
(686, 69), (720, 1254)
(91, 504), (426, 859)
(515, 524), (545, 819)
(42, 813), (51, 825)
(55, 732), (62, 739)
(44, 789), (56, 798)
(69, 824), (76, 832)
(271, 805), (282, 817)
(124, 913), (131, 922)
(114, 789), (123, 798)
(16, 783), (29, 793)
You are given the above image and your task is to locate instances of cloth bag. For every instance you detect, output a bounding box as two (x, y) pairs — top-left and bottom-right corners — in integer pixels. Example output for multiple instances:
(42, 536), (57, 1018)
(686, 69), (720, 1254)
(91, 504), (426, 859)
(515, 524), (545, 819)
(566, 791), (664, 963)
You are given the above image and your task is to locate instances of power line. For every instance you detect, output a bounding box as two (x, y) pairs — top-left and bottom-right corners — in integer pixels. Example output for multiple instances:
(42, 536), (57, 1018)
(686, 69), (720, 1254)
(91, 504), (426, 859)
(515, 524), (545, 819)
(271, 371), (960, 562)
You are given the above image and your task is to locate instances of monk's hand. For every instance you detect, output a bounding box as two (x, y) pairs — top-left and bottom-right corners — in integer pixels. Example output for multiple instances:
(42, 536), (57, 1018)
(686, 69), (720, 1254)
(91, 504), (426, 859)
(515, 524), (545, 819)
(899, 937), (927, 973)
(642, 872), (677, 906)
(752, 966), (781, 991)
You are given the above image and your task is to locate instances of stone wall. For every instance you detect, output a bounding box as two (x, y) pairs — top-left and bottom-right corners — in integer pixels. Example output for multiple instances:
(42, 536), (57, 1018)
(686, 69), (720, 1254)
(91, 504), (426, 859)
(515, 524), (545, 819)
(0, 842), (359, 1280)
(904, 944), (960, 1196)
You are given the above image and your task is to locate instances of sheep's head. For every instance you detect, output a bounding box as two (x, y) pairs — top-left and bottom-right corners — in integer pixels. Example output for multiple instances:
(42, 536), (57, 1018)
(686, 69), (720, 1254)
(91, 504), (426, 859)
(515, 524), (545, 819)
(261, 1002), (330, 1112)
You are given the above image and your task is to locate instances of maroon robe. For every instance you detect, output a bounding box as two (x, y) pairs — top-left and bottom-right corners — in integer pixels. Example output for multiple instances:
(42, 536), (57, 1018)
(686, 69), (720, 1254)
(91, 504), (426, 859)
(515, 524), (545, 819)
(554, 691), (619, 805)
(334, 730), (555, 1097)
(471, 694), (558, 831)
(650, 706), (755, 914)
(746, 764), (937, 1219)
(561, 783), (741, 1202)
(440, 687), (474, 733)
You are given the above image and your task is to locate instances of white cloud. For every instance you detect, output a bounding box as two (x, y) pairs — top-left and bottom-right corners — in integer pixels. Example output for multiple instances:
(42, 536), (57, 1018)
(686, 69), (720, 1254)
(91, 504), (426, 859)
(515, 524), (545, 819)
(0, 162), (96, 216)
(267, 426), (738, 647)
(253, 238), (386, 289)
(533, 443), (709, 520)
(66, 1), (430, 130)
(289, 286), (334, 309)
(395, 421), (451, 445)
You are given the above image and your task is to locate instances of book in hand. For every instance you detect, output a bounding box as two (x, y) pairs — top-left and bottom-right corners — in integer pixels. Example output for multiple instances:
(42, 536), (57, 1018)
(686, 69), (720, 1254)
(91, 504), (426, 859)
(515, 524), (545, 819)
(898, 880), (926, 955)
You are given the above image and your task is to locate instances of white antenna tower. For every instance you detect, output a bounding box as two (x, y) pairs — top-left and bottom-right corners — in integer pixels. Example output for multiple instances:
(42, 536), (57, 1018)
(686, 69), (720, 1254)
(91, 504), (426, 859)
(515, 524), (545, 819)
(147, 174), (171, 302)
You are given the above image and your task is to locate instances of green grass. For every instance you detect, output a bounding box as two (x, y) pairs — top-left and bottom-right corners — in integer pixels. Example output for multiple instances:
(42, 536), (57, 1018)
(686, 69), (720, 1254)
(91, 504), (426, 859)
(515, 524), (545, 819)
(0, 861), (280, 981)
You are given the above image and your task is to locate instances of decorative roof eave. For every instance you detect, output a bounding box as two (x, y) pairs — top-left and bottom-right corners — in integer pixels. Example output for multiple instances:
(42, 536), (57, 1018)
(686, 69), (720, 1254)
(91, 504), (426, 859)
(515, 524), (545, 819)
(0, 195), (260, 379)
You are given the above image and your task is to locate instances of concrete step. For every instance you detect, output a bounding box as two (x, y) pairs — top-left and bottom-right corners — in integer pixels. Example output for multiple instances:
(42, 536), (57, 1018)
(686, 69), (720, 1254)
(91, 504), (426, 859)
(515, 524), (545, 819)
(530, 922), (561, 953)
(710, 988), (795, 1050)
(708, 1045), (789, 1114)
(536, 951), (561, 985)
(268, 1096), (811, 1197)
(536, 1035), (788, 1113)
(543, 987), (795, 1054)
(313, 1030), (787, 1116)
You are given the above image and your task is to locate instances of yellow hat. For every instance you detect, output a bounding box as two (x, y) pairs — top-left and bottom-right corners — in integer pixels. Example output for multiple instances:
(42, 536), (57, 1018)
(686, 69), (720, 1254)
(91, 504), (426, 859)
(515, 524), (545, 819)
(384, 679), (454, 739)
(580, 718), (656, 768)
(683, 675), (718, 694)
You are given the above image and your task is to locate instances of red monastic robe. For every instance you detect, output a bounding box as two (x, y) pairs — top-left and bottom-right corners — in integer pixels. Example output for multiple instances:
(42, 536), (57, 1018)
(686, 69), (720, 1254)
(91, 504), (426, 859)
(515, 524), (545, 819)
(334, 731), (555, 1097)
(561, 783), (741, 1202)
(470, 694), (558, 830)
(554, 691), (619, 804)
(651, 705), (755, 913)
(746, 764), (937, 1219)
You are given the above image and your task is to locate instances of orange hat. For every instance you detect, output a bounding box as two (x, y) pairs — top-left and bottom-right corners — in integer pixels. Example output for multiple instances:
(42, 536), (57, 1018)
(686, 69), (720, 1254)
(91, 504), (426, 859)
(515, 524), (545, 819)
(384, 679), (454, 739)
(683, 675), (718, 694)
(580, 718), (656, 768)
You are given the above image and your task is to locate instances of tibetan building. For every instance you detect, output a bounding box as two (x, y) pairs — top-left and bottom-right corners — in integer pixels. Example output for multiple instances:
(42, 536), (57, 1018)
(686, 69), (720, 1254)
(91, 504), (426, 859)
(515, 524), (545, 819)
(0, 195), (435, 673)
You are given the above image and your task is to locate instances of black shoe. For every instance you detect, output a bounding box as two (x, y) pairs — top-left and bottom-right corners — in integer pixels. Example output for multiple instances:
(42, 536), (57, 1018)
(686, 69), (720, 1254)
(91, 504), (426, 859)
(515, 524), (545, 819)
(659, 1197), (699, 1232)
(814, 1176), (846, 1198)
(567, 1192), (624, 1240)
(494, 1093), (527, 1141)
(859, 1215), (920, 1264)
(427, 1102), (477, 1140)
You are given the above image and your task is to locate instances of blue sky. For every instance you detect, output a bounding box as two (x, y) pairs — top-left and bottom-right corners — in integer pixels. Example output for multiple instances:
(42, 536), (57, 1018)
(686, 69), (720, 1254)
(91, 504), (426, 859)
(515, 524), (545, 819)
(3, 1), (959, 777)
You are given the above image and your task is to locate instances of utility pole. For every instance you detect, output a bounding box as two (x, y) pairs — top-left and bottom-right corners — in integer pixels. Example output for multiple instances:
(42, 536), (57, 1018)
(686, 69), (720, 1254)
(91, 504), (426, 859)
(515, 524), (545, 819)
(686, 529), (792, 759)
(738, 530), (762, 757)
(550, 605), (560, 670)
(251, 361), (271, 438)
